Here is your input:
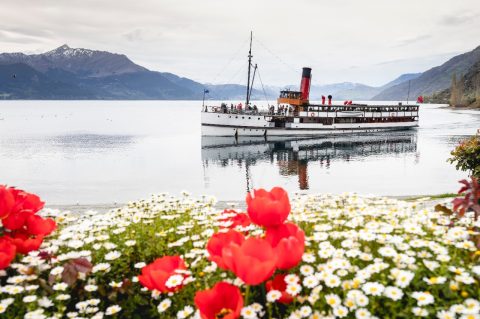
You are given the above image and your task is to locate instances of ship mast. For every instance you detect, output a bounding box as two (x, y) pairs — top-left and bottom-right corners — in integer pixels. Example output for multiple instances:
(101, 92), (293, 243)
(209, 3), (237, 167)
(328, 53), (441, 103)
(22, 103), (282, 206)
(245, 31), (253, 107)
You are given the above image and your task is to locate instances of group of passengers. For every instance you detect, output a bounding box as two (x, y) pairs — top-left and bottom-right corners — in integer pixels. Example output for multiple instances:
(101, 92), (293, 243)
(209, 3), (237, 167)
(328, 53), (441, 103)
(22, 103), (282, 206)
(218, 102), (259, 114)
(213, 103), (293, 116)
(272, 105), (294, 116)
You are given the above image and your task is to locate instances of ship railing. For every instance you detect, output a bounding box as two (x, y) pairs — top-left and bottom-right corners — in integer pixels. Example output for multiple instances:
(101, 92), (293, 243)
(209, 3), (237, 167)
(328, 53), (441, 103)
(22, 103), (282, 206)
(305, 104), (419, 113)
(203, 105), (273, 116)
(203, 105), (418, 117)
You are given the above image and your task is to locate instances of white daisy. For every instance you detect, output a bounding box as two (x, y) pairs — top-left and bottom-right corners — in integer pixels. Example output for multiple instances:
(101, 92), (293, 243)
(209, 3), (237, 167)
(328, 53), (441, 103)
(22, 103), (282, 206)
(105, 305), (121, 315)
(266, 290), (281, 303)
(412, 292), (434, 306)
(158, 299), (172, 313)
(325, 294), (341, 308)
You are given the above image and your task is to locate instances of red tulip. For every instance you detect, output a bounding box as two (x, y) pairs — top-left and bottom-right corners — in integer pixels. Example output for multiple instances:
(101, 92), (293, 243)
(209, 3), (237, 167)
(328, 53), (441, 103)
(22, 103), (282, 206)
(0, 237), (16, 270)
(194, 281), (243, 319)
(11, 189), (44, 214)
(6, 231), (44, 255)
(246, 187), (290, 228)
(222, 237), (276, 285)
(219, 210), (251, 229)
(0, 185), (15, 219)
(206, 230), (245, 270)
(266, 223), (305, 270)
(25, 215), (56, 236)
(138, 256), (188, 293)
(1, 210), (34, 231)
(266, 274), (294, 304)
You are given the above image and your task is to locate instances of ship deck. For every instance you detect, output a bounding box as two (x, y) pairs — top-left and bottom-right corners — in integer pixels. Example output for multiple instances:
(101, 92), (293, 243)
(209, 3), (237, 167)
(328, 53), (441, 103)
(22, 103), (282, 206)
(203, 103), (419, 119)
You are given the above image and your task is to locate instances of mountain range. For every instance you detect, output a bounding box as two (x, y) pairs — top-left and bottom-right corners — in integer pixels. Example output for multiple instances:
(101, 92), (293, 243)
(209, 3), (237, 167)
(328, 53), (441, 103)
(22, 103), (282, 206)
(0, 44), (479, 100)
(427, 58), (480, 107)
(373, 45), (480, 100)
(0, 45), (267, 100)
(308, 73), (422, 100)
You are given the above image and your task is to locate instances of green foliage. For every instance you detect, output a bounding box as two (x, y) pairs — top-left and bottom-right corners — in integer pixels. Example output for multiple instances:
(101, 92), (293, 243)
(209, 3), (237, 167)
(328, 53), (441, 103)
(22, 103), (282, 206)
(449, 135), (480, 178)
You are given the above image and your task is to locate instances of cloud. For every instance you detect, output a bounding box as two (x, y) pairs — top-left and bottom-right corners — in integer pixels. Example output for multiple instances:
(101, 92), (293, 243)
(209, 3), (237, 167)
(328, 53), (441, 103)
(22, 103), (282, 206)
(374, 51), (460, 67)
(0, 26), (53, 39)
(123, 29), (143, 42)
(0, 25), (54, 44)
(0, 0), (478, 86)
(395, 34), (431, 47)
(440, 12), (478, 26)
(0, 30), (48, 44)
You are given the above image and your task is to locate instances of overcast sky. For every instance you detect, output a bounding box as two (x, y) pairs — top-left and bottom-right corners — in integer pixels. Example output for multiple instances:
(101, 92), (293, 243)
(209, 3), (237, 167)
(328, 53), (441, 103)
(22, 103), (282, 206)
(1, 0), (479, 87)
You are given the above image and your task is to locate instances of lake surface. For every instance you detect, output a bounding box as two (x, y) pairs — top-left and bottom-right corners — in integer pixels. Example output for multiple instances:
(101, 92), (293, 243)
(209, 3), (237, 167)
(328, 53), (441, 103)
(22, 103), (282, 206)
(0, 101), (478, 205)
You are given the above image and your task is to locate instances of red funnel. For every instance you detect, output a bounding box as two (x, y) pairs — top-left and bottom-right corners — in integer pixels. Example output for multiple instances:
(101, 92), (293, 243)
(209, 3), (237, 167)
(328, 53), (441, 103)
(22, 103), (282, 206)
(300, 67), (312, 100)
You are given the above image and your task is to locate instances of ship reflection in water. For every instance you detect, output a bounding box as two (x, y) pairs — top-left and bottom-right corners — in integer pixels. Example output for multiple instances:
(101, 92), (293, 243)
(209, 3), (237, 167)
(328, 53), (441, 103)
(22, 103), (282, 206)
(201, 132), (418, 191)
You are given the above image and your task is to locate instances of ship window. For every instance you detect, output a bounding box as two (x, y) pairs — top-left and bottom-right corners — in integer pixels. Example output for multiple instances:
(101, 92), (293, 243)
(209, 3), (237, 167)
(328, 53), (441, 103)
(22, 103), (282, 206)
(242, 117), (244, 119)
(248, 117), (251, 119)
(258, 117), (260, 120)
(217, 115), (220, 118)
(235, 116), (238, 118)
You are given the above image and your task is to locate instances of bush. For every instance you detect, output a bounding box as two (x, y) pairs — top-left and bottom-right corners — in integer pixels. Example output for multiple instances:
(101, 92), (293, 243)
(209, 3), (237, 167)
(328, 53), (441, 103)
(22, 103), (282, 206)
(449, 135), (480, 178)
(452, 178), (480, 222)
(1, 188), (480, 319)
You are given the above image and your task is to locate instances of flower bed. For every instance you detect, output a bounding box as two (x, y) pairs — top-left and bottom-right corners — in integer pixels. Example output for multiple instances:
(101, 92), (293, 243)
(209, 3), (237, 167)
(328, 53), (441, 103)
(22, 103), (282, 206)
(1, 187), (479, 319)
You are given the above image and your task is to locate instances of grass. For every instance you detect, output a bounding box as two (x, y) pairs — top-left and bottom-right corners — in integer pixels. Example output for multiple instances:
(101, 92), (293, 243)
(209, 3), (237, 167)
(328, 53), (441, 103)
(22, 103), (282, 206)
(401, 193), (459, 202)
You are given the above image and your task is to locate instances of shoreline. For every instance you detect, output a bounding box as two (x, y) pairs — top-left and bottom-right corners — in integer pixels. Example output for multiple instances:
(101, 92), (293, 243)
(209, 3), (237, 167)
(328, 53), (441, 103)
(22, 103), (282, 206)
(46, 200), (245, 213)
(45, 193), (457, 213)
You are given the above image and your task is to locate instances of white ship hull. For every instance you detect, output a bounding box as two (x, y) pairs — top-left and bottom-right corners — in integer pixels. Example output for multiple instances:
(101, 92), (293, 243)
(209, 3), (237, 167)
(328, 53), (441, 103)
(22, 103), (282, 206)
(201, 112), (418, 136)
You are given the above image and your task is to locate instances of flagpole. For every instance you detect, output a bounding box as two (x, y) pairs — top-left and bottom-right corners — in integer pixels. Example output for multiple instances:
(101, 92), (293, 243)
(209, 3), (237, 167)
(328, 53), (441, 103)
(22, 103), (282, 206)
(406, 80), (411, 105)
(202, 89), (208, 111)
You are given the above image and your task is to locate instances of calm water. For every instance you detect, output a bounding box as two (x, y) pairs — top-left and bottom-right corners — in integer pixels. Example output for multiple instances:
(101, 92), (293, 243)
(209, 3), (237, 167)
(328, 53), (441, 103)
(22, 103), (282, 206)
(0, 101), (478, 204)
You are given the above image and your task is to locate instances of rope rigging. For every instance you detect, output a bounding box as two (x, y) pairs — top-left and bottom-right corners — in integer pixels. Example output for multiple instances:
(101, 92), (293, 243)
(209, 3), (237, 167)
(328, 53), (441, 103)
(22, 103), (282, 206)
(205, 33), (322, 104)
(256, 68), (271, 107)
(209, 37), (249, 84)
(252, 35), (299, 79)
(252, 34), (324, 91)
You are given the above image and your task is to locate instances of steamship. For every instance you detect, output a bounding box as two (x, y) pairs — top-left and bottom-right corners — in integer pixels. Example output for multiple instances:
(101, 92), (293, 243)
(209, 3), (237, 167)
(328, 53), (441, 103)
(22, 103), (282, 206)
(201, 34), (419, 137)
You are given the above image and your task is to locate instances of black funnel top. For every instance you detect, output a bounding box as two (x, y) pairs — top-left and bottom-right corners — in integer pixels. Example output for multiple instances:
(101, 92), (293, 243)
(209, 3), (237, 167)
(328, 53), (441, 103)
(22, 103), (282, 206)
(302, 67), (312, 78)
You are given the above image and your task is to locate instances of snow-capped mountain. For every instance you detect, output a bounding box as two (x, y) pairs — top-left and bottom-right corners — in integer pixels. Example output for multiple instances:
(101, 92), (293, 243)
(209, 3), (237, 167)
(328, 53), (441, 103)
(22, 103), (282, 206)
(0, 44), (146, 77)
(0, 44), (255, 99)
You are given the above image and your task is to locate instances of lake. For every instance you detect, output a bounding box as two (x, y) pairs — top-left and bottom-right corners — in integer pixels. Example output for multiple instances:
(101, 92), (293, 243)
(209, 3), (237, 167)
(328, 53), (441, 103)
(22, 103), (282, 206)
(0, 101), (478, 205)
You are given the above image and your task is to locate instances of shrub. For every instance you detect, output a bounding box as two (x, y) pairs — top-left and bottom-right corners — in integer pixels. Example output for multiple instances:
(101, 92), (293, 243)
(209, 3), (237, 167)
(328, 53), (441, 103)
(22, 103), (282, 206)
(452, 178), (480, 222)
(449, 135), (480, 178)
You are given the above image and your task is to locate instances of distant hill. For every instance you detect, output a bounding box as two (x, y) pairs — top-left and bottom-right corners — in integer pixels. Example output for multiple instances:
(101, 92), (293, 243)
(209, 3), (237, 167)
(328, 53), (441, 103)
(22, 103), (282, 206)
(428, 59), (480, 107)
(0, 45), (147, 77)
(0, 63), (96, 99)
(380, 73), (421, 90)
(373, 46), (480, 100)
(297, 74), (420, 101)
(2, 44), (475, 101)
(307, 83), (379, 100)
(462, 60), (480, 106)
(0, 45), (261, 100)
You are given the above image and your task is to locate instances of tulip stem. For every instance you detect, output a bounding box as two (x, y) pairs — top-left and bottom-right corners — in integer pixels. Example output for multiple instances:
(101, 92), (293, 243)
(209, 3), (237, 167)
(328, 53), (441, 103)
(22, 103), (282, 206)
(245, 285), (251, 305)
